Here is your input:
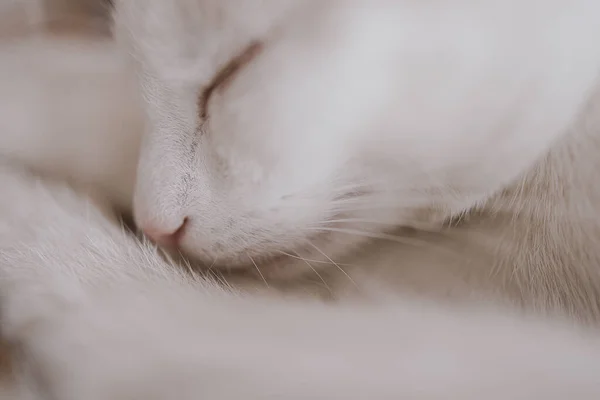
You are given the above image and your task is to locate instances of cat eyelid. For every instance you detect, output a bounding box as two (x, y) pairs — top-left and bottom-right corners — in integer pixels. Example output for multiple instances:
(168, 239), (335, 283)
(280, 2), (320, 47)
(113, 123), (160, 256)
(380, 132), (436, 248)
(198, 41), (263, 121)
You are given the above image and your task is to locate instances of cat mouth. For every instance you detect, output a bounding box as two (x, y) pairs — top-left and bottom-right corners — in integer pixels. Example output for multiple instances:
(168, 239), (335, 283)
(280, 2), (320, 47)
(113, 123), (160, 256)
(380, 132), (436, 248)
(167, 230), (335, 283)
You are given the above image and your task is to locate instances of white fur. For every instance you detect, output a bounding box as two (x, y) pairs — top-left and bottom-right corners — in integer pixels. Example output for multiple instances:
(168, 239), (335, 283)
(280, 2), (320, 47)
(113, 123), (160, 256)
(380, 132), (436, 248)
(2, 1), (600, 397)
(0, 161), (600, 399)
(115, 0), (600, 319)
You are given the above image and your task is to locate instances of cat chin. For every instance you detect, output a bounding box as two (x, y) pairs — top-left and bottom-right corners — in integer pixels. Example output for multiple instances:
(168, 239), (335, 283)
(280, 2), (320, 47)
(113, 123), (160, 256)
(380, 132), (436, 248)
(170, 226), (355, 281)
(173, 200), (457, 282)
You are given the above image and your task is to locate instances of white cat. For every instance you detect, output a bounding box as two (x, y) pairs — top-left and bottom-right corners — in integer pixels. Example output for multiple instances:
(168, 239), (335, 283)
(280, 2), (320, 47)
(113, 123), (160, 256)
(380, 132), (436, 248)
(113, 0), (600, 320)
(2, 0), (600, 397)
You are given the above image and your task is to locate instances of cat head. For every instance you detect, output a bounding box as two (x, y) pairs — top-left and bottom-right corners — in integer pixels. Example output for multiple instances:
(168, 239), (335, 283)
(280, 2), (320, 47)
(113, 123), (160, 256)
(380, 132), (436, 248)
(113, 0), (593, 278)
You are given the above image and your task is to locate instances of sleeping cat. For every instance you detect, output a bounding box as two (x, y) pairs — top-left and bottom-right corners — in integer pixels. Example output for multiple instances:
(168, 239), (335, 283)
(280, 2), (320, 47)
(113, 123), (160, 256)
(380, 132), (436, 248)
(5, 0), (599, 318)
(2, 0), (600, 397)
(112, 0), (600, 320)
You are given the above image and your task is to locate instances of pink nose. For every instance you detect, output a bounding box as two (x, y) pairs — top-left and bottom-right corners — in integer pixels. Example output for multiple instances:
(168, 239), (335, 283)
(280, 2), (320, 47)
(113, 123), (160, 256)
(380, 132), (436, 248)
(141, 218), (188, 248)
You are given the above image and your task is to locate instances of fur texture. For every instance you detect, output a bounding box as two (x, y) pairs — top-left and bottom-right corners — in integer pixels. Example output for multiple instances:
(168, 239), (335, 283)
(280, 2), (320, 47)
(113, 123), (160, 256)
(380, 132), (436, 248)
(0, 160), (599, 399)
(113, 0), (600, 320)
(2, 0), (600, 397)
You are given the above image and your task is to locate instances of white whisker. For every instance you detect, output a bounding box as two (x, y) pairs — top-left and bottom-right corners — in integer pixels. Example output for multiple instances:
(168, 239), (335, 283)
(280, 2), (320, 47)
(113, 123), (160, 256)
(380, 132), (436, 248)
(305, 226), (457, 257)
(306, 241), (358, 289)
(317, 217), (445, 235)
(278, 250), (331, 293)
(248, 254), (269, 288)
(319, 218), (401, 226)
(277, 250), (358, 268)
(207, 256), (218, 273)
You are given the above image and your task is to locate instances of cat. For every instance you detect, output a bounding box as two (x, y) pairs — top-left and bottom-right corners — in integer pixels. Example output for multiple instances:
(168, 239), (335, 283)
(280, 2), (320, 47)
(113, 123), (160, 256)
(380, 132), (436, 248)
(112, 0), (600, 321)
(5, 0), (600, 318)
(0, 159), (600, 399)
(2, 0), (600, 397)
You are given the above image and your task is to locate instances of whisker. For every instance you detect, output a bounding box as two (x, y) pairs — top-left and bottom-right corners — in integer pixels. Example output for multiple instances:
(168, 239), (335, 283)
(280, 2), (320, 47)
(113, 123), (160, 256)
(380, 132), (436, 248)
(248, 254), (269, 288)
(305, 227), (457, 257)
(210, 269), (234, 290)
(320, 218), (401, 226)
(279, 251), (332, 293)
(277, 250), (358, 268)
(207, 256), (219, 273)
(315, 217), (445, 235)
(306, 241), (358, 289)
(328, 201), (429, 215)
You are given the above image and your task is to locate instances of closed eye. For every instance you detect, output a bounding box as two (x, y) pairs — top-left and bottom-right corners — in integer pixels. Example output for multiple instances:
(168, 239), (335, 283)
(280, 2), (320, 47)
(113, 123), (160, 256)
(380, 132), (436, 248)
(198, 41), (263, 120)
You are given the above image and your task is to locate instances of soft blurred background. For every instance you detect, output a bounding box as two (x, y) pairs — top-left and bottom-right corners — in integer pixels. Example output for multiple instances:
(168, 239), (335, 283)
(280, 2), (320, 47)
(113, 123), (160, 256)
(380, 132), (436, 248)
(0, 0), (112, 37)
(0, 0), (116, 393)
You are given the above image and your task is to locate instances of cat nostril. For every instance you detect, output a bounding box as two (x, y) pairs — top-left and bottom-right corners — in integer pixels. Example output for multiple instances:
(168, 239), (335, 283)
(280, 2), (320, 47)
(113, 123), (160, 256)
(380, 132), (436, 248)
(141, 218), (188, 248)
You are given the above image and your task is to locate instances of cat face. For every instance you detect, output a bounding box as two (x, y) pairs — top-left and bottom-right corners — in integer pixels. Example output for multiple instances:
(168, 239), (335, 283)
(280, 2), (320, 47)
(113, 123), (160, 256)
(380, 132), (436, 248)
(114, 0), (600, 278)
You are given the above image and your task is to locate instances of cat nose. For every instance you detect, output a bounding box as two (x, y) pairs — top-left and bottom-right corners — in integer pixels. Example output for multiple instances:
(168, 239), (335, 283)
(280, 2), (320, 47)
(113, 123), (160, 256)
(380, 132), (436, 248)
(141, 218), (188, 248)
